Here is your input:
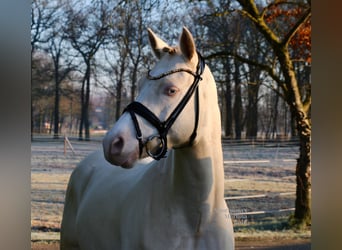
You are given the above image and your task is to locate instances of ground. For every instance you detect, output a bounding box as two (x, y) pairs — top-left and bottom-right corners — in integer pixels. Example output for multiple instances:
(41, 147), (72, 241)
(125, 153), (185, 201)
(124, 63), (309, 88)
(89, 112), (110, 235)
(31, 135), (310, 249)
(31, 239), (310, 250)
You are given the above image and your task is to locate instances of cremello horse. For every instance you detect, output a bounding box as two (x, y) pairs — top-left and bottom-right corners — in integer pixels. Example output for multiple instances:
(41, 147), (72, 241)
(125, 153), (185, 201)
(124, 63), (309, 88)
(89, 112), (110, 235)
(60, 27), (234, 250)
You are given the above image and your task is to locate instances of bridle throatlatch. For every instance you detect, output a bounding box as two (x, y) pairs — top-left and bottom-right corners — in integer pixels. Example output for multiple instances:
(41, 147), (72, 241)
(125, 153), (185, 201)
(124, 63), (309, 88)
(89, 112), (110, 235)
(123, 51), (205, 160)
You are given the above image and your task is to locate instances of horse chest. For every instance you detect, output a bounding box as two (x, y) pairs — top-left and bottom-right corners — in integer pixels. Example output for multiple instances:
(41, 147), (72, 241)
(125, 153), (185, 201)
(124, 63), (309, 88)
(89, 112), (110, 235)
(118, 190), (220, 250)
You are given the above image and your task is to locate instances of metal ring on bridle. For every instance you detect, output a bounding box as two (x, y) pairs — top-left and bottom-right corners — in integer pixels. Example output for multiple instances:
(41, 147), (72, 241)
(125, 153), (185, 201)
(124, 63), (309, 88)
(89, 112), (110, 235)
(145, 135), (166, 159)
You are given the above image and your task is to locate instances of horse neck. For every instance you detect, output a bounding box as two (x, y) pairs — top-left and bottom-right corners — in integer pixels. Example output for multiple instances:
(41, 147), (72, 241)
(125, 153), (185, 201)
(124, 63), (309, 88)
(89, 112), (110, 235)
(171, 133), (224, 208)
(167, 76), (225, 211)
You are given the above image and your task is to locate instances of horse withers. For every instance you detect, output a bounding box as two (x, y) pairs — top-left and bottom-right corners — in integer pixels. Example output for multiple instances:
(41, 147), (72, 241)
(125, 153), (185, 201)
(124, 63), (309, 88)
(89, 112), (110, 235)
(60, 27), (234, 250)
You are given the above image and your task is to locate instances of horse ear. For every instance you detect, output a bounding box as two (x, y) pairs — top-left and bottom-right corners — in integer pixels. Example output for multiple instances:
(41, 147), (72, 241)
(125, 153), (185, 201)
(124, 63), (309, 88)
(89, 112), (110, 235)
(180, 27), (196, 61)
(147, 28), (171, 59)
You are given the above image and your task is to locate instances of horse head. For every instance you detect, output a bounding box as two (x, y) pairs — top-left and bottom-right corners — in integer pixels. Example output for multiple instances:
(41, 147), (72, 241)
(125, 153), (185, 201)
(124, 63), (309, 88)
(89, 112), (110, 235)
(103, 27), (208, 168)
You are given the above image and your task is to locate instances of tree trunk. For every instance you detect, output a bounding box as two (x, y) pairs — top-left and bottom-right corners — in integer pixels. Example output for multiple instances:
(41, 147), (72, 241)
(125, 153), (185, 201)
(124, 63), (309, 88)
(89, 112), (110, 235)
(38, 111), (42, 134)
(225, 84), (233, 138)
(130, 51), (142, 102)
(49, 110), (53, 134)
(293, 110), (311, 227)
(53, 83), (60, 139)
(84, 71), (91, 141)
(115, 50), (127, 121)
(246, 70), (260, 139)
(271, 88), (279, 139)
(291, 111), (298, 138)
(234, 0), (311, 227)
(115, 79), (122, 121)
(246, 94), (258, 139)
(78, 76), (85, 140)
(131, 69), (137, 102)
(79, 63), (91, 141)
(224, 59), (233, 138)
(279, 48), (311, 228)
(233, 60), (243, 139)
(53, 69), (60, 139)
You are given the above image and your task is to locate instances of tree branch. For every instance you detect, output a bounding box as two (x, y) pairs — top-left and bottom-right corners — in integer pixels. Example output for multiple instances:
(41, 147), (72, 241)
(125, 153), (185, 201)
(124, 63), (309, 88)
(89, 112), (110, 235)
(282, 7), (311, 46)
(205, 51), (283, 86)
(237, 9), (258, 25)
(262, 81), (286, 100)
(236, 0), (260, 19)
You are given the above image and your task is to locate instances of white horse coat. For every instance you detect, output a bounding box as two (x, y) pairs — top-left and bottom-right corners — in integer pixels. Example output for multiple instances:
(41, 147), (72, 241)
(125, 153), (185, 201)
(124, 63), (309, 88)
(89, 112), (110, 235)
(60, 27), (234, 250)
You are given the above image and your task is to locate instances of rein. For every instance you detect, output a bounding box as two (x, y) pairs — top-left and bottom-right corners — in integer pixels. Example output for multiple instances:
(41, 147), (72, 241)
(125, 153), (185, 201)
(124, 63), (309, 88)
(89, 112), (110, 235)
(123, 51), (205, 160)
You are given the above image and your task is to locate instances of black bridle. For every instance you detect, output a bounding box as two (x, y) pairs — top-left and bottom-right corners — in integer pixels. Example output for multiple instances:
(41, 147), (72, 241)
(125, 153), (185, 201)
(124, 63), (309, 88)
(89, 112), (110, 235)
(123, 51), (205, 160)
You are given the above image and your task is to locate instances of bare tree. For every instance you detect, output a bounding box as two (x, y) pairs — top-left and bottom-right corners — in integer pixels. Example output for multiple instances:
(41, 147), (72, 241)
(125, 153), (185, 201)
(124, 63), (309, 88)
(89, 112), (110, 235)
(63, 0), (116, 140)
(31, 52), (54, 134)
(101, 10), (129, 122)
(195, 0), (311, 227)
(31, 0), (57, 53)
(100, 0), (155, 122)
(199, 2), (241, 138)
(234, 0), (311, 227)
(47, 35), (75, 139)
(113, 39), (129, 121)
(233, 59), (243, 139)
(222, 57), (234, 137)
(245, 65), (262, 139)
(31, 0), (58, 137)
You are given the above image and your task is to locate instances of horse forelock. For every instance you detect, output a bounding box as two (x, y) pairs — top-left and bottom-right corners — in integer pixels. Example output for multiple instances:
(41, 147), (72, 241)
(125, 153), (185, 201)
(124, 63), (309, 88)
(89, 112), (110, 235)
(147, 48), (198, 79)
(162, 46), (177, 54)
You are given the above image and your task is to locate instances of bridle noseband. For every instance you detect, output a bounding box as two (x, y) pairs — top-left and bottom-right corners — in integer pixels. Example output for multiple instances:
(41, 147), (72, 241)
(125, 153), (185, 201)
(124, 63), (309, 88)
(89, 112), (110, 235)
(123, 51), (205, 160)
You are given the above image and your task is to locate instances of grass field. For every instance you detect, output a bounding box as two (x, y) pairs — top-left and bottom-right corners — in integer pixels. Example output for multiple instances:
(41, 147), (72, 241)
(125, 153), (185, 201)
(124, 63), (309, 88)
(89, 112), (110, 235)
(31, 136), (310, 244)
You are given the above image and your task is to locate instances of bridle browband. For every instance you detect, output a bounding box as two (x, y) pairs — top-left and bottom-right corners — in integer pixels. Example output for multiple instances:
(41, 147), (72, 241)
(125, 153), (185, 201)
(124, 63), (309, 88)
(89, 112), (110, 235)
(123, 51), (205, 160)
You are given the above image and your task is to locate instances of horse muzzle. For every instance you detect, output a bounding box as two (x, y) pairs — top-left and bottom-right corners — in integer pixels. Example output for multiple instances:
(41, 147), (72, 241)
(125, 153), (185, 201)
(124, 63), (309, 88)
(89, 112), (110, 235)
(103, 126), (140, 168)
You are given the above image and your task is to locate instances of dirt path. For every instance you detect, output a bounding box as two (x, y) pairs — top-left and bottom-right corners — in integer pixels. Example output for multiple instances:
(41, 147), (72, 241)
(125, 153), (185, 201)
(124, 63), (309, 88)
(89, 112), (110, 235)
(32, 239), (310, 250)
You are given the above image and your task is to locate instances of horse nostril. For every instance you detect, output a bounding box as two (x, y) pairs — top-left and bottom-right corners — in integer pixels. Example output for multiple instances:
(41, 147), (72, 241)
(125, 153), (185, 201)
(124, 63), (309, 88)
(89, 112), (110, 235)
(110, 136), (124, 155)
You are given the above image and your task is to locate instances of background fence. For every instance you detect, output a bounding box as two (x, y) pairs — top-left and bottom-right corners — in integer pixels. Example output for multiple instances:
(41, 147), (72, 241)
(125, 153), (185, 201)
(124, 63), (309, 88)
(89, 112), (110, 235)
(31, 135), (299, 231)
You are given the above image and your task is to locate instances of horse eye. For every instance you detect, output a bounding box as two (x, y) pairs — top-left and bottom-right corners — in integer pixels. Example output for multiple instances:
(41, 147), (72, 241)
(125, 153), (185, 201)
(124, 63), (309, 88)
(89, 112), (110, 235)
(165, 86), (179, 96)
